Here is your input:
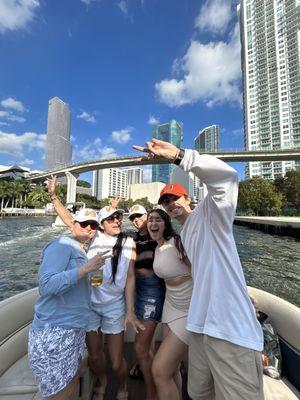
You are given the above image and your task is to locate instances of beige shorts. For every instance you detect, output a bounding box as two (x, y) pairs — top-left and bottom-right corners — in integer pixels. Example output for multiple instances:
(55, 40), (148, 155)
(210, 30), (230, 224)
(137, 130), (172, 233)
(188, 333), (264, 400)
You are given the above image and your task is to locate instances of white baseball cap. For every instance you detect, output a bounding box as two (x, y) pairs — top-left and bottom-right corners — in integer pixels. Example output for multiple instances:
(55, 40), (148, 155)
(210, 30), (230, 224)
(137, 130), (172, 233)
(98, 206), (124, 224)
(128, 204), (147, 219)
(73, 208), (98, 224)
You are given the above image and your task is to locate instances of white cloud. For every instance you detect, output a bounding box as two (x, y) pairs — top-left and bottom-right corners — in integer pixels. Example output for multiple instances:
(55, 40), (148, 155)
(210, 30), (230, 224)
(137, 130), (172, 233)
(0, 110), (26, 123)
(148, 115), (159, 125)
(117, 0), (128, 16)
(0, 130), (46, 158)
(76, 111), (96, 123)
(155, 24), (242, 108)
(74, 138), (117, 161)
(232, 128), (244, 137)
(195, 0), (232, 35)
(141, 165), (152, 183)
(21, 158), (34, 165)
(80, 0), (97, 5)
(0, 0), (40, 33)
(1, 97), (26, 113)
(111, 128), (132, 144)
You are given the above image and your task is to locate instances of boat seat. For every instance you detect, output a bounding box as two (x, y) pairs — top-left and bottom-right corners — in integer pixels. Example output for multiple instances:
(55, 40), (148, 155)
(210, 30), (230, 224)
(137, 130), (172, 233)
(0, 289), (94, 400)
(264, 375), (299, 400)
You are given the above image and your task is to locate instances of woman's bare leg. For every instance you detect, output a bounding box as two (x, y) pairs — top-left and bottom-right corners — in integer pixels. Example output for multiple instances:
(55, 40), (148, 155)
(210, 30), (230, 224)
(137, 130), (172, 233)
(107, 332), (127, 391)
(46, 369), (80, 400)
(86, 331), (107, 388)
(134, 320), (158, 400)
(152, 324), (187, 400)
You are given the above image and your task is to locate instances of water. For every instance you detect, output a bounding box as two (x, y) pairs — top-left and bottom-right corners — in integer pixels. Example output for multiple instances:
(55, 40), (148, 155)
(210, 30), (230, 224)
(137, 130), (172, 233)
(0, 217), (299, 307)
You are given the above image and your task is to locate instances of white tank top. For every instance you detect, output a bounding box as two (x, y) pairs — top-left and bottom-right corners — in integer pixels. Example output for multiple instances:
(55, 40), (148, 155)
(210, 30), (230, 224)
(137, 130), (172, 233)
(88, 231), (134, 305)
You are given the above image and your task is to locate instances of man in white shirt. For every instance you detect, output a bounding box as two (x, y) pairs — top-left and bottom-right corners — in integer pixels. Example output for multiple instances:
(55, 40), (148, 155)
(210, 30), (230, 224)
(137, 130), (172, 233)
(133, 139), (264, 400)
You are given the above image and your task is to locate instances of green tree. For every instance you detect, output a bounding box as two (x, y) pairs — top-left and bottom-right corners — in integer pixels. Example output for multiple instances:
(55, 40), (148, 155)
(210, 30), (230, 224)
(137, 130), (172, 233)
(77, 179), (91, 188)
(27, 186), (50, 208)
(274, 170), (300, 212)
(238, 177), (283, 216)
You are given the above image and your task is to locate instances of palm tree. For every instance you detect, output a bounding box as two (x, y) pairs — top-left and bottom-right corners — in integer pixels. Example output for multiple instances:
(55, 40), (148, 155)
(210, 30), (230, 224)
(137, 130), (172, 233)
(27, 186), (50, 208)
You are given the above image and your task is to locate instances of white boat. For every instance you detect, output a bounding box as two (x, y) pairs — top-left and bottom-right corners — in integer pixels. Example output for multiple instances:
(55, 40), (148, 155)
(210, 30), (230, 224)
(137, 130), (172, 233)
(0, 287), (299, 399)
(52, 202), (86, 227)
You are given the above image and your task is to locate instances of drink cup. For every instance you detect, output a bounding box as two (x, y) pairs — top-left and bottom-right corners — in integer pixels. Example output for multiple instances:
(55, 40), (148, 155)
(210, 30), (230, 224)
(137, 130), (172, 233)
(90, 268), (103, 286)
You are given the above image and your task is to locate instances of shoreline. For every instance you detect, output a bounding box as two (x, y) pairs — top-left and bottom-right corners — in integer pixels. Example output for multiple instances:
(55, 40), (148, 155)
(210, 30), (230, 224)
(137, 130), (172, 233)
(234, 216), (300, 239)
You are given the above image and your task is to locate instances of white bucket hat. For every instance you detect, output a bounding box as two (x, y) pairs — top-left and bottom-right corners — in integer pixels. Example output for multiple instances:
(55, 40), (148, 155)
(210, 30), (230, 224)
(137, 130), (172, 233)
(98, 206), (124, 224)
(128, 204), (147, 219)
(73, 208), (98, 223)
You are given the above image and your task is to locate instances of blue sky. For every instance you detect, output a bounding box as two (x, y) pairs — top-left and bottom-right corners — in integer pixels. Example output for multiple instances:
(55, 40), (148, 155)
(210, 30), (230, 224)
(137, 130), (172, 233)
(0, 0), (245, 182)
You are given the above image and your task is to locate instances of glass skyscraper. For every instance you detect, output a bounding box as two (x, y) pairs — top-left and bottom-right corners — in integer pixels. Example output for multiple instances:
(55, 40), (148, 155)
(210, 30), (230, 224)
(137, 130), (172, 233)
(194, 125), (220, 153)
(238, 0), (300, 179)
(45, 97), (72, 170)
(152, 120), (183, 183)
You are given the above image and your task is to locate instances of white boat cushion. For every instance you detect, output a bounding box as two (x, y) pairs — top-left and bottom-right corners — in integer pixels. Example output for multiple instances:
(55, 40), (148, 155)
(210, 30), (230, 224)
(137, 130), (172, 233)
(0, 354), (37, 395)
(264, 375), (300, 400)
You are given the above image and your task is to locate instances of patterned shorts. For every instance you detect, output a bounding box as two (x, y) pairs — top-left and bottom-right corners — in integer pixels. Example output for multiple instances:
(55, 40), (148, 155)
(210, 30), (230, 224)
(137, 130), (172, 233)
(28, 326), (86, 397)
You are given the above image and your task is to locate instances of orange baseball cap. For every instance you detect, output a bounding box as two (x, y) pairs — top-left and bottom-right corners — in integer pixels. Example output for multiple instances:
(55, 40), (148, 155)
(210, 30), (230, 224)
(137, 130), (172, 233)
(158, 183), (188, 204)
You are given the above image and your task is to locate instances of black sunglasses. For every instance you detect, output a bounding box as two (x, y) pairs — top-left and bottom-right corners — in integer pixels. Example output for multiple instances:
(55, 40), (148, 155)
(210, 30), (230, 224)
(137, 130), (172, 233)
(105, 213), (123, 223)
(78, 220), (98, 230)
(161, 194), (180, 206)
(129, 213), (143, 221)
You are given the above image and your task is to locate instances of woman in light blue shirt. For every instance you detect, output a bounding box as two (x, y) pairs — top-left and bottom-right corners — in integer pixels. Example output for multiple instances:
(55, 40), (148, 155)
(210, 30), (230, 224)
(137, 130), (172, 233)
(28, 208), (108, 400)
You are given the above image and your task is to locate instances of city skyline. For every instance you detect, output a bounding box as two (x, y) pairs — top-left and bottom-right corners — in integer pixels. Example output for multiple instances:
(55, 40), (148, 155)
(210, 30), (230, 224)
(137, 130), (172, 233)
(0, 0), (247, 183)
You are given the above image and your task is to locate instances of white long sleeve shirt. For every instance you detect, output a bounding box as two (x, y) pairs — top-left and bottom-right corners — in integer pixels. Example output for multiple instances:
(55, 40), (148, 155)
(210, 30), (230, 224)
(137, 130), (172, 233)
(180, 149), (263, 351)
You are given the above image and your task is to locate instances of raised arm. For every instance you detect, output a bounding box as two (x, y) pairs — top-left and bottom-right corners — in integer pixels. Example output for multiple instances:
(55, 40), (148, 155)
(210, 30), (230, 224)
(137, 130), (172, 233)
(47, 175), (73, 227)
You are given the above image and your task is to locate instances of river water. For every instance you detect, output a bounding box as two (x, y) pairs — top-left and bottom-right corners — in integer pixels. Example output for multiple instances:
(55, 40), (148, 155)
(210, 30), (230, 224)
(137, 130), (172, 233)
(0, 217), (299, 307)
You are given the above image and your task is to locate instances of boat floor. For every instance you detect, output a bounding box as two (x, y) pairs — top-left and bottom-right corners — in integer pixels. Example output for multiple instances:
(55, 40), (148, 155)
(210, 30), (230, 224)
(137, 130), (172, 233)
(102, 343), (191, 400)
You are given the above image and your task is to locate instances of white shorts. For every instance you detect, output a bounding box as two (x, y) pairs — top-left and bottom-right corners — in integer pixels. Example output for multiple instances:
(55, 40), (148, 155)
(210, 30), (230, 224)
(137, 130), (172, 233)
(87, 298), (125, 334)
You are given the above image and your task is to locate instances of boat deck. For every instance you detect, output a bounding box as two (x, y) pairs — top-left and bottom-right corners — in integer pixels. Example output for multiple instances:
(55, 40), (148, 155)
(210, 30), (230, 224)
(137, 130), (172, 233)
(102, 343), (191, 400)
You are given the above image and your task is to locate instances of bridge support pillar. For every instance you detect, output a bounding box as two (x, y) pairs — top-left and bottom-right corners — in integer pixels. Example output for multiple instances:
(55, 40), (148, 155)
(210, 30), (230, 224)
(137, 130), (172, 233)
(66, 172), (78, 203)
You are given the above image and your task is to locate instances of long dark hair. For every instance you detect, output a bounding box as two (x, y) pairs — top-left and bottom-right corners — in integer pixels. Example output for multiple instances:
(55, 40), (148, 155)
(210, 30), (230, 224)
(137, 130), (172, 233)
(147, 208), (190, 266)
(99, 226), (127, 284)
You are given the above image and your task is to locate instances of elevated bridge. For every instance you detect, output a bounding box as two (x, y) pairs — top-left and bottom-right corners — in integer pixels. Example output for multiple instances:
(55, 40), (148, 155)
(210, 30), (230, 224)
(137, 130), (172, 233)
(27, 148), (300, 203)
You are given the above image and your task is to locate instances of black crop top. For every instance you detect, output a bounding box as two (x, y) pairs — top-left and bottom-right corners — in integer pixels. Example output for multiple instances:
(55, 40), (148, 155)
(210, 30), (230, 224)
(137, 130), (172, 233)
(134, 232), (157, 270)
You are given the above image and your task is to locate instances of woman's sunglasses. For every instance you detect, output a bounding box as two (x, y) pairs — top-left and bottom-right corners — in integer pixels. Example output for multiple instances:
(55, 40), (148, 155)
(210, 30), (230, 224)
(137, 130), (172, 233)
(78, 221), (99, 230)
(105, 213), (123, 224)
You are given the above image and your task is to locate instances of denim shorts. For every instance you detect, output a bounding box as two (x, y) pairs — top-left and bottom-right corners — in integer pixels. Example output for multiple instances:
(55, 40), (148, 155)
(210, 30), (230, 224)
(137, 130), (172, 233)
(135, 273), (165, 322)
(87, 298), (125, 334)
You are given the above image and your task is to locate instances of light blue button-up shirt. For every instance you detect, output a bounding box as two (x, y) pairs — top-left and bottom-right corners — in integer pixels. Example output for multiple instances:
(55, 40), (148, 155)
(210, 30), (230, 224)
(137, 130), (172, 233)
(32, 236), (91, 330)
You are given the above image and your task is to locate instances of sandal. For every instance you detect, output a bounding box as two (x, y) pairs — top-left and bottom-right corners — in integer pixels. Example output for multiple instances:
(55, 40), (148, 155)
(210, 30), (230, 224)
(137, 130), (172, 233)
(129, 363), (144, 380)
(93, 385), (106, 400)
(116, 385), (128, 400)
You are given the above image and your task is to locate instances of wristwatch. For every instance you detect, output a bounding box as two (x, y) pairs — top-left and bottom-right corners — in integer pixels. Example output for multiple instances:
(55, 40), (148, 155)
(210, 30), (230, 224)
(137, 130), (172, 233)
(174, 148), (185, 165)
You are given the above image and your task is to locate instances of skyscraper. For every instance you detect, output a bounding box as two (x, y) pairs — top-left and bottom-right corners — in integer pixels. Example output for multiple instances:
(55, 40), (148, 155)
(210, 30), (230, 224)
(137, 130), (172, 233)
(92, 168), (128, 200)
(152, 120), (183, 183)
(45, 97), (72, 170)
(194, 125), (220, 153)
(123, 167), (143, 185)
(238, 0), (300, 179)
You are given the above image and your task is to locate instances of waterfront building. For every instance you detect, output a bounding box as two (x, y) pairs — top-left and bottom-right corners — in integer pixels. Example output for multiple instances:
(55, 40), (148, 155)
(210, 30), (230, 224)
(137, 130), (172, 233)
(92, 168), (127, 200)
(194, 125), (220, 153)
(0, 165), (41, 180)
(123, 167), (143, 185)
(238, 0), (300, 179)
(45, 97), (72, 171)
(127, 182), (165, 205)
(152, 120), (183, 183)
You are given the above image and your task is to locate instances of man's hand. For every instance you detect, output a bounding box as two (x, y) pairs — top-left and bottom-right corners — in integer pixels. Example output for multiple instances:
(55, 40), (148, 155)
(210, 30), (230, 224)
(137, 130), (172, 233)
(109, 195), (121, 210)
(46, 175), (57, 197)
(132, 138), (179, 162)
(124, 312), (146, 333)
